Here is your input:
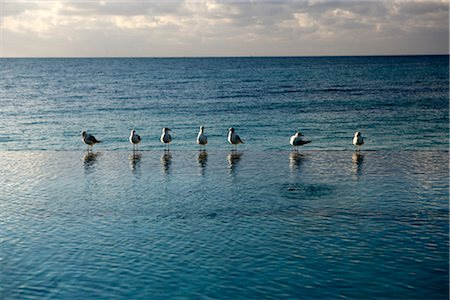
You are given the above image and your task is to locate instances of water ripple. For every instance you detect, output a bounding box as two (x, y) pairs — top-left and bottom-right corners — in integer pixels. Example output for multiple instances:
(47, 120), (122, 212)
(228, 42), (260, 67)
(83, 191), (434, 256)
(0, 150), (448, 299)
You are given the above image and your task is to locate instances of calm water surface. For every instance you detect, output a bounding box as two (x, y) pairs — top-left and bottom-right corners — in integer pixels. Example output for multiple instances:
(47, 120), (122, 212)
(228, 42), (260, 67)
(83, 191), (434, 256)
(0, 150), (448, 299)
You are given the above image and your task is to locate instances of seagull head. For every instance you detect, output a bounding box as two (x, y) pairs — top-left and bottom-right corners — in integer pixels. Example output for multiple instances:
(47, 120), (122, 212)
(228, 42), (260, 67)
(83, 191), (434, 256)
(163, 127), (171, 133)
(81, 131), (87, 137)
(131, 130), (136, 134)
(200, 126), (205, 131)
(228, 127), (234, 133)
(296, 131), (303, 137)
(355, 131), (361, 137)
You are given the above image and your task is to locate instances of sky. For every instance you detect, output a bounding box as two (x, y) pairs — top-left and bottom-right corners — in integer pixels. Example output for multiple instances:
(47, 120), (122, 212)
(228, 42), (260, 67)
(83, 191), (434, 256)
(0, 0), (448, 57)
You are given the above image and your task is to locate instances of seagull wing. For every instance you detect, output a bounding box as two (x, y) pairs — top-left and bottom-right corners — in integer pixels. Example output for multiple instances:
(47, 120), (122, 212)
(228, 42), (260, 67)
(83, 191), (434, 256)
(91, 135), (101, 143)
(162, 133), (172, 143)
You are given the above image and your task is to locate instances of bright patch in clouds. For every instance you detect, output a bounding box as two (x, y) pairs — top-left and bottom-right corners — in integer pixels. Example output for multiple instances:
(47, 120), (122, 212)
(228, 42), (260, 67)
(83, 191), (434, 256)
(1, 0), (448, 57)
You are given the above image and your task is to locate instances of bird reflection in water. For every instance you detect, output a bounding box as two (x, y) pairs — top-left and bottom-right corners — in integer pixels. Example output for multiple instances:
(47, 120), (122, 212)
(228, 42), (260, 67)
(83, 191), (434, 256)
(352, 152), (365, 179)
(289, 151), (304, 172)
(161, 151), (172, 174)
(83, 151), (100, 172)
(197, 150), (208, 175)
(129, 152), (141, 172)
(227, 151), (242, 174)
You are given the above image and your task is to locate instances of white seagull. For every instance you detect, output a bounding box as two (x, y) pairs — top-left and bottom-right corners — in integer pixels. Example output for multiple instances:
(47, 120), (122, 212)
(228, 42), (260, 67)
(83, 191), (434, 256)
(129, 130), (141, 151)
(353, 131), (364, 151)
(160, 127), (172, 151)
(290, 131), (311, 151)
(197, 126), (208, 150)
(227, 127), (244, 150)
(81, 130), (101, 151)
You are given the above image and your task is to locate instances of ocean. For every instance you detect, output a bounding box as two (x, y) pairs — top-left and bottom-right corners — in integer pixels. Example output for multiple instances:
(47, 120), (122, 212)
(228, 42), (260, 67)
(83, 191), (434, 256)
(0, 56), (448, 150)
(0, 56), (448, 299)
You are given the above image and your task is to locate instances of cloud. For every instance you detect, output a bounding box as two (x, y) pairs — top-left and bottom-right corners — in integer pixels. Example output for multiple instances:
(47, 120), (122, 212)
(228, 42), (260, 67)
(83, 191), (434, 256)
(395, 0), (448, 15)
(1, 0), (448, 56)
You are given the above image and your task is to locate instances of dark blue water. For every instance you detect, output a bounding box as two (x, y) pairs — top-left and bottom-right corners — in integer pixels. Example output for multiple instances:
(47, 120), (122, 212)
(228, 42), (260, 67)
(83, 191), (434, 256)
(0, 56), (448, 150)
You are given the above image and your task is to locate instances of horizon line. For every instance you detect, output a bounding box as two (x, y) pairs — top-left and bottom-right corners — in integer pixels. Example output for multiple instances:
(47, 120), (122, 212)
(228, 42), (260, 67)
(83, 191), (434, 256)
(1, 54), (449, 59)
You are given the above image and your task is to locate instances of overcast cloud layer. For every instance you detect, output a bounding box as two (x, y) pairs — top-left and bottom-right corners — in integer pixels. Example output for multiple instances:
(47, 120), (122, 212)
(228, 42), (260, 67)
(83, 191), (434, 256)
(0, 0), (448, 57)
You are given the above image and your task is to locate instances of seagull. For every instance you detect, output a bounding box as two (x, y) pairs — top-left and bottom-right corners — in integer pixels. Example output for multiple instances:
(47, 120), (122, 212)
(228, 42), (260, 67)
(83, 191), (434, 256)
(289, 131), (311, 151)
(81, 130), (101, 151)
(197, 126), (208, 150)
(353, 131), (364, 151)
(129, 130), (141, 151)
(227, 127), (244, 150)
(160, 127), (172, 151)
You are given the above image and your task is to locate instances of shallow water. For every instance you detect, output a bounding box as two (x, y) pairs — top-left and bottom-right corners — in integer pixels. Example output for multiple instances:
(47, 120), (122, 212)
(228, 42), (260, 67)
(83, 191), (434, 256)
(0, 150), (448, 299)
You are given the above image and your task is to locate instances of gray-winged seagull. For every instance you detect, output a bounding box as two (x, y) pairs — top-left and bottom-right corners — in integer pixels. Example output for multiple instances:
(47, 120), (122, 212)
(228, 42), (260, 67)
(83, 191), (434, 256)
(197, 126), (208, 150)
(129, 129), (141, 151)
(81, 130), (101, 151)
(227, 127), (244, 150)
(352, 131), (364, 151)
(160, 127), (172, 151)
(290, 131), (311, 151)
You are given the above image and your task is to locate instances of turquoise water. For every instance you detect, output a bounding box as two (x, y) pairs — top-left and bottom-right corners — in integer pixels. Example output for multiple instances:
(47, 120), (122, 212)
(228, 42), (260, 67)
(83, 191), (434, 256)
(0, 150), (448, 298)
(0, 56), (448, 299)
